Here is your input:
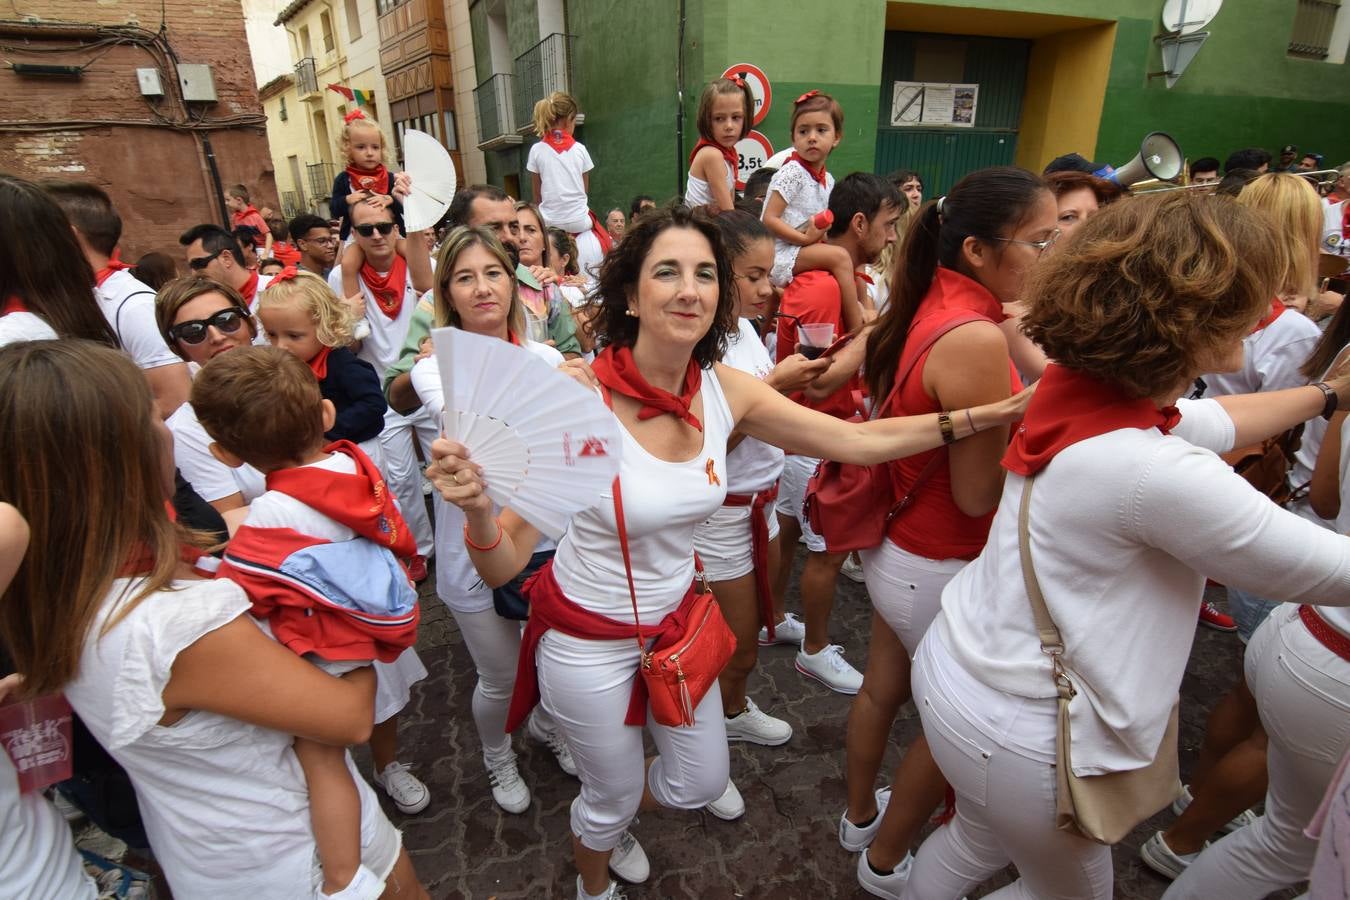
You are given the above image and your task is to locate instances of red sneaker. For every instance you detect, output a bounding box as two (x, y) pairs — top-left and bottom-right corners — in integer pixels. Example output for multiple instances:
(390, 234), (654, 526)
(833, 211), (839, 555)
(1198, 601), (1237, 632)
(407, 554), (428, 583)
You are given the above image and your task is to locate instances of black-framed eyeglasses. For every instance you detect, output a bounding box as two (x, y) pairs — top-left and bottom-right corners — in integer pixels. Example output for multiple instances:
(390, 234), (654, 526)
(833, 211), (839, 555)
(990, 229), (1061, 255)
(353, 222), (396, 238)
(169, 307), (250, 345)
(300, 234), (338, 246)
(187, 249), (225, 271)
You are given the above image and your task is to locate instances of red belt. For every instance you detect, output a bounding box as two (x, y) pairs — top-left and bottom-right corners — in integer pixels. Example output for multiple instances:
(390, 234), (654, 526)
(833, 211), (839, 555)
(722, 483), (779, 640)
(1299, 605), (1350, 661)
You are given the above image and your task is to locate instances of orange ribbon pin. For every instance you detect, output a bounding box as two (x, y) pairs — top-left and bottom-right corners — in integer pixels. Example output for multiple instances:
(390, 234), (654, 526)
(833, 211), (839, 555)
(706, 458), (720, 486)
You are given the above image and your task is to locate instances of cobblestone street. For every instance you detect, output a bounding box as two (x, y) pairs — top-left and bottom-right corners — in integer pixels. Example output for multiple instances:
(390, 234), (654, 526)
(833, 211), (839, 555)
(365, 550), (1294, 899)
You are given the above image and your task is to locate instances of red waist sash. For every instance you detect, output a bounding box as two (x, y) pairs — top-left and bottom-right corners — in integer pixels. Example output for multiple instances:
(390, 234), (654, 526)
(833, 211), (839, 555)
(722, 483), (779, 639)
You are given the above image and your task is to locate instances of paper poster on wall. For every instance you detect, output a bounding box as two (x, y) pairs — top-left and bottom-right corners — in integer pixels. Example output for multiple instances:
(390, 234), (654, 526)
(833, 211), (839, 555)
(889, 82), (978, 128)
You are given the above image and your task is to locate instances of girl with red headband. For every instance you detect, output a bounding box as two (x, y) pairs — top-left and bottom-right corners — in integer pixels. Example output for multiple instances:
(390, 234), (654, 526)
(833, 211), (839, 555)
(331, 110), (406, 243)
(761, 90), (868, 333)
(429, 205), (1030, 900)
(685, 77), (755, 213)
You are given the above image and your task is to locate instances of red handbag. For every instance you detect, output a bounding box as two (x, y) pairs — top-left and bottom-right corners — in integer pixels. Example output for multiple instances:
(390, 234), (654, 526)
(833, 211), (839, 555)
(612, 474), (735, 727)
(803, 312), (984, 552)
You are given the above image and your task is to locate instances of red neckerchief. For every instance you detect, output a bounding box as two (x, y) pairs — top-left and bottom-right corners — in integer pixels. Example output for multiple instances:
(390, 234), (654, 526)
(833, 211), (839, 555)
(856, 270), (874, 286)
(789, 152), (827, 187)
(689, 138), (738, 171)
(1342, 201), (1350, 243)
(308, 345), (333, 380)
(587, 209), (614, 255)
(346, 164), (389, 194)
(507, 331), (522, 346)
(359, 255), (408, 319)
(231, 205), (261, 226)
(591, 345), (703, 432)
(1003, 363), (1180, 476)
(2, 296), (27, 315)
(271, 241), (302, 267)
(541, 129), (576, 154)
(264, 440), (417, 557)
(239, 269), (260, 305)
(1253, 297), (1286, 333)
(95, 250), (133, 288)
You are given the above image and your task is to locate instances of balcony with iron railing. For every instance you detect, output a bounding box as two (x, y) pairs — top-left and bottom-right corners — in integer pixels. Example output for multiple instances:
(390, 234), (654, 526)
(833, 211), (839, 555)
(295, 57), (320, 98)
(306, 161), (337, 202)
(513, 33), (578, 134)
(1289, 0), (1341, 59)
(474, 72), (522, 150)
(281, 190), (305, 219)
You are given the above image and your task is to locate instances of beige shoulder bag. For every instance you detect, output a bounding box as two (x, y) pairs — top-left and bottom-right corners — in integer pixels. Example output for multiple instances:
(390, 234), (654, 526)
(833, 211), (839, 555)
(1016, 475), (1182, 845)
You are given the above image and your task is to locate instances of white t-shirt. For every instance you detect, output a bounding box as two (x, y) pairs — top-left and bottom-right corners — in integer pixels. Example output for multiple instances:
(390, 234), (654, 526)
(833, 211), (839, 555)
(62, 577), (395, 898)
(0, 311), (56, 347)
(411, 340), (563, 613)
(327, 267), (421, 376)
(96, 270), (181, 370)
(684, 156), (734, 209)
(721, 318), (785, 494)
(0, 749), (96, 898)
(552, 367), (733, 623)
(939, 397), (1350, 775)
(526, 140), (595, 233)
(1198, 307), (1321, 397)
(167, 402), (266, 504)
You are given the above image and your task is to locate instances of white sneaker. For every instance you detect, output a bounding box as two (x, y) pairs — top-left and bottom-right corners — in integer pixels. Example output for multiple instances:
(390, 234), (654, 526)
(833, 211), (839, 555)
(839, 787), (892, 851)
(373, 761), (430, 814)
(841, 553), (866, 583)
(705, 779), (746, 821)
(528, 713), (578, 777)
(321, 864), (385, 900)
(607, 829), (650, 883)
(1171, 783), (1258, 834)
(724, 697), (793, 746)
(856, 848), (913, 899)
(758, 611), (806, 646)
(486, 756), (531, 814)
(795, 643), (864, 694)
(1139, 831), (1205, 881)
(575, 876), (628, 899)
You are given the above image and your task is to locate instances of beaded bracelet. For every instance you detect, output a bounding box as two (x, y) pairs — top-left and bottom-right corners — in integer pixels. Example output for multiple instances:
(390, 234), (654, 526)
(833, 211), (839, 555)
(463, 518), (504, 551)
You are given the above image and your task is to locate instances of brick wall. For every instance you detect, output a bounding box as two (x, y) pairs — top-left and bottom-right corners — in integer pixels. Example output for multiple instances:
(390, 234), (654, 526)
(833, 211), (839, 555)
(0, 0), (278, 261)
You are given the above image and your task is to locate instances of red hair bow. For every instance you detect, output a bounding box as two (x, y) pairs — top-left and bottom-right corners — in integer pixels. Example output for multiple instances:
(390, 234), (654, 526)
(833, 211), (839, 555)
(271, 265), (300, 284)
(795, 90), (820, 104)
(344, 109), (367, 124)
(730, 73), (747, 89)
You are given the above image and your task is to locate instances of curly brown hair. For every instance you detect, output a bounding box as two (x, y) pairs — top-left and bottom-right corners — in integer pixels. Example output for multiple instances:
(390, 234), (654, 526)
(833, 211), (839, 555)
(1020, 191), (1286, 398)
(589, 203), (737, 368)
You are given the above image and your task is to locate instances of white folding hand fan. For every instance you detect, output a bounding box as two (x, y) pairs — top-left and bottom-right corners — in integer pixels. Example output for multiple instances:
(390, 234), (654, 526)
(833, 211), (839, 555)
(401, 129), (456, 233)
(431, 327), (622, 539)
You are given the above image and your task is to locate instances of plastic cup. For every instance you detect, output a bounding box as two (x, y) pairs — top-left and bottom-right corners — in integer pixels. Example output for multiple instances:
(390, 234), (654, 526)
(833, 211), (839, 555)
(797, 323), (835, 359)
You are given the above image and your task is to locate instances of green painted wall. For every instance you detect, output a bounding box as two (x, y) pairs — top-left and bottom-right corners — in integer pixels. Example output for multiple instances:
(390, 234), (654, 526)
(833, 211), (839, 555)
(507, 0), (540, 59)
(469, 1), (490, 86)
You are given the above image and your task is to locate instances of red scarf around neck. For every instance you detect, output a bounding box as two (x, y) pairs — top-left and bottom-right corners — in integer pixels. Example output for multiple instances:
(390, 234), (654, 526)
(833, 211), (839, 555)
(541, 129), (576, 154)
(2, 296), (28, 315)
(346, 164), (389, 194)
(689, 138), (738, 172)
(789, 152), (828, 187)
(308, 345), (333, 380)
(1253, 297), (1286, 333)
(265, 440), (416, 557)
(591, 345), (703, 432)
(1003, 363), (1180, 477)
(238, 269), (261, 306)
(95, 249), (133, 288)
(359, 255), (408, 319)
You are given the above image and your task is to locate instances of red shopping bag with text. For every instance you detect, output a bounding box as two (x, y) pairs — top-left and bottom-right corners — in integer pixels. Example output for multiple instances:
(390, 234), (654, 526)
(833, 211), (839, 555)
(0, 693), (73, 792)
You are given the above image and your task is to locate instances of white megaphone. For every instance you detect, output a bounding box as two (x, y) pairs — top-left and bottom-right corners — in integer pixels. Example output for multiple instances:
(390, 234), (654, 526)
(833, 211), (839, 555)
(1094, 132), (1183, 187)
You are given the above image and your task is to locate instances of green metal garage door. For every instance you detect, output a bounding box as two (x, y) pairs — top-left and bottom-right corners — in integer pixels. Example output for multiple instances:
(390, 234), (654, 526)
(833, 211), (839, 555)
(875, 32), (1030, 196)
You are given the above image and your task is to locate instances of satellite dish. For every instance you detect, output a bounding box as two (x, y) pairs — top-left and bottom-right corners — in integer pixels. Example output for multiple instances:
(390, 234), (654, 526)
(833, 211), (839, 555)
(400, 129), (456, 233)
(1162, 0), (1222, 35)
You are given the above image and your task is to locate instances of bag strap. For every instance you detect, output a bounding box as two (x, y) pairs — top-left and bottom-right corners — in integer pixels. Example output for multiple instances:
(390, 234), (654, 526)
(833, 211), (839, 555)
(1016, 476), (1075, 701)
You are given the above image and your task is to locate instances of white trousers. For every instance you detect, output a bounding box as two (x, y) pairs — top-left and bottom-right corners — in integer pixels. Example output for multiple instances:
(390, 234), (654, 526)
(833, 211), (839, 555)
(372, 647), (427, 725)
(378, 406), (437, 556)
(1165, 604), (1350, 899)
(908, 632), (1113, 900)
(860, 541), (966, 655)
(535, 630), (729, 851)
(451, 607), (558, 767)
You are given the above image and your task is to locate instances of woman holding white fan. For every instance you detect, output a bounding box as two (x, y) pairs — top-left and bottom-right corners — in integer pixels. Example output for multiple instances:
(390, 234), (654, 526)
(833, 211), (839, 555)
(428, 204), (1031, 900)
(408, 226), (580, 815)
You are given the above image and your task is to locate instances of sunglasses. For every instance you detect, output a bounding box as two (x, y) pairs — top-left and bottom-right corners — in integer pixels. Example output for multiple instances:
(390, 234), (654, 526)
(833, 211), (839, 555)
(187, 249), (225, 271)
(353, 222), (396, 238)
(169, 307), (250, 345)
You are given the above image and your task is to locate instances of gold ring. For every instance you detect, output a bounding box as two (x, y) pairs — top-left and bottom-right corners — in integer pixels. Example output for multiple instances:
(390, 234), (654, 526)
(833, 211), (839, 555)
(453, 470), (464, 485)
